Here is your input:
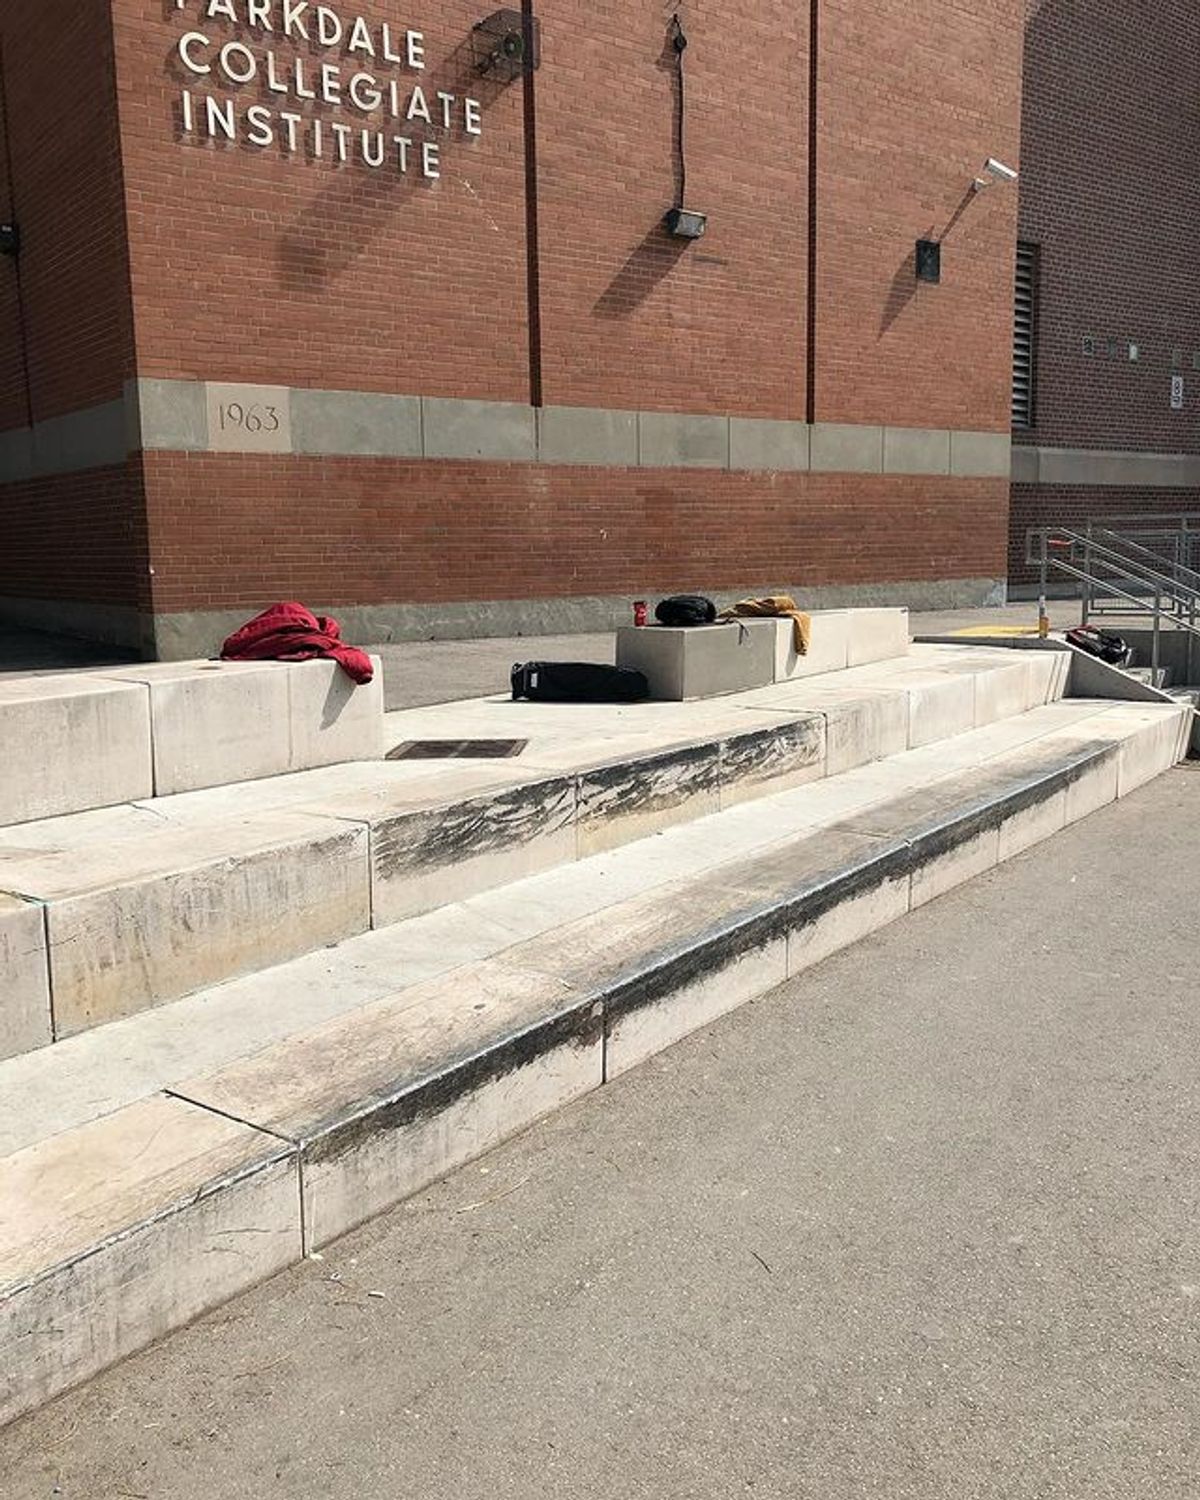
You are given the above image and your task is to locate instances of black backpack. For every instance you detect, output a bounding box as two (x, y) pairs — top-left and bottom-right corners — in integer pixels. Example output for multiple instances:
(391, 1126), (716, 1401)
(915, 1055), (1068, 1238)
(1065, 626), (1132, 667)
(655, 595), (717, 627)
(511, 662), (651, 703)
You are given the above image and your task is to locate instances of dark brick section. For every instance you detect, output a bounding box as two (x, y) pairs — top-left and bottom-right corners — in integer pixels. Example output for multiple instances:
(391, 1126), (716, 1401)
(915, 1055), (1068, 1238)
(1013, 0), (1200, 575)
(0, 460), (152, 611)
(0, 0), (135, 427)
(1010, 483), (1200, 588)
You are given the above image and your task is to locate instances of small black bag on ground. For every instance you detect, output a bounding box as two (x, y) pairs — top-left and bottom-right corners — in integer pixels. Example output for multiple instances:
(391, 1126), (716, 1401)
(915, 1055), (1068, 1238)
(511, 661), (651, 703)
(655, 595), (717, 627)
(1065, 625), (1132, 667)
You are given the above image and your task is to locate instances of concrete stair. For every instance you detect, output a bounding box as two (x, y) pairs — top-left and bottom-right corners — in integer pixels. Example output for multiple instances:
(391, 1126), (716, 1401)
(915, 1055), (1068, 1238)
(0, 645), (1067, 1056)
(0, 631), (1191, 1429)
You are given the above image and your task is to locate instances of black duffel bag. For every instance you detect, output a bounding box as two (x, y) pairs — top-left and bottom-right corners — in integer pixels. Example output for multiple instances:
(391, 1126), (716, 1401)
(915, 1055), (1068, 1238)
(1065, 626), (1132, 667)
(655, 594), (717, 627)
(511, 661), (650, 703)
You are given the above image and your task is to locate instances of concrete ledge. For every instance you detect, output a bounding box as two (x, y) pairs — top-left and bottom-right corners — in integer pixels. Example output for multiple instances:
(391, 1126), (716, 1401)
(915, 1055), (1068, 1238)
(616, 620), (777, 699)
(0, 659), (385, 817)
(0, 1094), (299, 1429)
(617, 608), (910, 700)
(773, 610), (850, 680)
(0, 675), (153, 826)
(847, 607), (910, 666)
(286, 658), (386, 770)
(0, 895), (50, 1062)
(100, 661), (294, 794)
(0, 813), (371, 1036)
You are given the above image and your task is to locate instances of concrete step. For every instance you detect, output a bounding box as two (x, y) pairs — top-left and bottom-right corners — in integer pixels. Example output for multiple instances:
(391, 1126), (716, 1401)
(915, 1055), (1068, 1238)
(0, 696), (1189, 1427)
(0, 659), (384, 828)
(0, 646), (1070, 1056)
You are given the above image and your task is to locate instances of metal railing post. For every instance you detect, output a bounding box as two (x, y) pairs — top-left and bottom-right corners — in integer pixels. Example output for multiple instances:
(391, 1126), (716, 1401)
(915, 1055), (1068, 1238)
(1082, 525), (1091, 625)
(1152, 589), (1162, 678)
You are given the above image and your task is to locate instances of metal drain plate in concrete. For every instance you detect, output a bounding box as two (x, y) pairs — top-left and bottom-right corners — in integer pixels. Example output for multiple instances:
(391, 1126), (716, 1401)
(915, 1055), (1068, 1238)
(386, 739), (528, 761)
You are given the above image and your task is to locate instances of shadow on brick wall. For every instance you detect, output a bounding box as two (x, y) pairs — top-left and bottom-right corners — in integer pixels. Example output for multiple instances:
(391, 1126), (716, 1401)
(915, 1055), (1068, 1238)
(594, 225), (690, 318)
(271, 40), (512, 291)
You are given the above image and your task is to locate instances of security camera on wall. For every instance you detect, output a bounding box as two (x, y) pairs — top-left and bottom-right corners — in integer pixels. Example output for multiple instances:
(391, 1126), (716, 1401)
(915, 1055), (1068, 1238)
(472, 10), (539, 81)
(973, 157), (1019, 191)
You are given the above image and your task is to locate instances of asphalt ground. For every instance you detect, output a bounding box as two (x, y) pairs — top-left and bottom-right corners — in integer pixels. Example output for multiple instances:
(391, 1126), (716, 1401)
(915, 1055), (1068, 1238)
(3, 764), (1197, 1499)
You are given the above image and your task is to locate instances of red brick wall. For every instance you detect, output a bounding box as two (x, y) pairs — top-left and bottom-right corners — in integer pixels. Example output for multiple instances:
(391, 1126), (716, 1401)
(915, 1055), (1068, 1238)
(0, 0), (1024, 634)
(116, 0), (1021, 427)
(818, 0), (1022, 430)
(535, 0), (808, 417)
(0, 0), (135, 427)
(113, 0), (530, 401)
(144, 451), (1007, 615)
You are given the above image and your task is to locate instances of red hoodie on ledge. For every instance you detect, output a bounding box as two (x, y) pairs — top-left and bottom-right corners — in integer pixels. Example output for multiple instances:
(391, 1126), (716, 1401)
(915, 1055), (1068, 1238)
(220, 602), (375, 685)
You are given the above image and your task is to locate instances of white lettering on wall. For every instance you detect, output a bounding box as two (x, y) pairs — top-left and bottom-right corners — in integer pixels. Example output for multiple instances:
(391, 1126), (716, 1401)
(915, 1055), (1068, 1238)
(173, 2), (481, 178)
(178, 32), (212, 73)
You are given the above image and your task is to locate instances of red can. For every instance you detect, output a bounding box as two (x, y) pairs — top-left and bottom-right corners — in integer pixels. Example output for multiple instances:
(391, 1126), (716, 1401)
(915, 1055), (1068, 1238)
(633, 600), (649, 627)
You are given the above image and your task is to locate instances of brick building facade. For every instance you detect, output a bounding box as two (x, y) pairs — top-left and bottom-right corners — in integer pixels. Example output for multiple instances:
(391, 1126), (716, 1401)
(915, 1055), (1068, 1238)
(0, 0), (1021, 656)
(1011, 0), (1200, 589)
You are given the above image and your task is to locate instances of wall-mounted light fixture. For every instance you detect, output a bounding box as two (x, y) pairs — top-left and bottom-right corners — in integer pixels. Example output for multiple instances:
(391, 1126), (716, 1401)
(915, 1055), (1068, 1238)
(0, 222), (19, 257)
(472, 9), (539, 81)
(664, 15), (707, 242)
(972, 156), (1019, 193)
(665, 207), (707, 240)
(915, 238), (941, 283)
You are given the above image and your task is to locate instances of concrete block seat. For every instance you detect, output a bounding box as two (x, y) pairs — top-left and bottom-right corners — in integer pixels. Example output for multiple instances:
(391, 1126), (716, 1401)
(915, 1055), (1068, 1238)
(0, 657), (384, 828)
(0, 692), (1190, 1427)
(615, 607), (910, 700)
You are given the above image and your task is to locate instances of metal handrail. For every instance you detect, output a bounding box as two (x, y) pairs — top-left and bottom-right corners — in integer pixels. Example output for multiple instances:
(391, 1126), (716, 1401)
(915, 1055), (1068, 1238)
(1087, 525), (1200, 596)
(1026, 527), (1200, 611)
(1086, 513), (1200, 582)
(1026, 523), (1200, 679)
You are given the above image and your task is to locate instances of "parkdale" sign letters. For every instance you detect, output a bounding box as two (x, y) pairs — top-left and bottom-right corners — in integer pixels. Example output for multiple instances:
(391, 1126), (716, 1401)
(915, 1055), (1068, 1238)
(173, 0), (485, 178)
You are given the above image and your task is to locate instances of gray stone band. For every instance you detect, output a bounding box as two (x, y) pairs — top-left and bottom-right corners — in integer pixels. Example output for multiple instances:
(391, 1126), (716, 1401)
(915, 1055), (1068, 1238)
(0, 378), (1013, 481)
(1012, 444), (1200, 488)
(0, 578), (1007, 660)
